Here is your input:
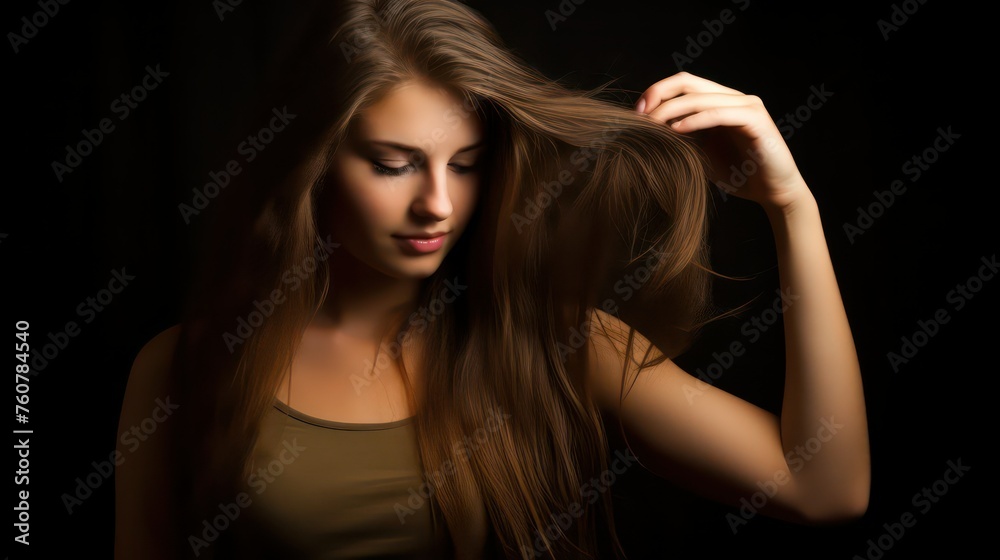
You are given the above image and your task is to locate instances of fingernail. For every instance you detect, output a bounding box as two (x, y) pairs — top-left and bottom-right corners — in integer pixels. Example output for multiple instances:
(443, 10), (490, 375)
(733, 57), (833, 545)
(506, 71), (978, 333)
(635, 98), (646, 114)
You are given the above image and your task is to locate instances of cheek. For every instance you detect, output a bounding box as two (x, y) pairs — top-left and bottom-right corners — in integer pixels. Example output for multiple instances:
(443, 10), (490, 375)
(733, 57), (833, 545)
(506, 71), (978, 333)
(347, 188), (405, 230)
(452, 177), (481, 225)
(332, 164), (408, 232)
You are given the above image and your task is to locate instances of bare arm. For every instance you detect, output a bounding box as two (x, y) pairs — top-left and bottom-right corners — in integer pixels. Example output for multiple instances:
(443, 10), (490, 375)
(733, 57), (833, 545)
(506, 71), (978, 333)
(585, 72), (869, 524)
(115, 325), (181, 560)
(766, 190), (870, 517)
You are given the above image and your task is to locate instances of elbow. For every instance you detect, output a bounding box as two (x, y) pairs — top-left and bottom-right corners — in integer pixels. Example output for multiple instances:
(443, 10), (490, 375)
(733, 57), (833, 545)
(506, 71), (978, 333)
(827, 488), (870, 523)
(798, 483), (870, 525)
(795, 452), (872, 524)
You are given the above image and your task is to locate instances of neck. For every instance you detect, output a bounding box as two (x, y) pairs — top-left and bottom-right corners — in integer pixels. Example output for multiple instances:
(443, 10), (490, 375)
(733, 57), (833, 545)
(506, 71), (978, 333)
(315, 249), (421, 340)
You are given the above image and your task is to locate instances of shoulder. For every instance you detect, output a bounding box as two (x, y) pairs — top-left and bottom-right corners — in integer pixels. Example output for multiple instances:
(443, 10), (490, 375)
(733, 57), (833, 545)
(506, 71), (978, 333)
(130, 324), (182, 376)
(583, 308), (675, 413)
(114, 324), (182, 560)
(119, 325), (181, 425)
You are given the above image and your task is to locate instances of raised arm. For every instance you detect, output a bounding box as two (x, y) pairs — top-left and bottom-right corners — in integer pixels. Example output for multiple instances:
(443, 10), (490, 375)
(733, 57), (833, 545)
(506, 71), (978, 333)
(585, 72), (869, 524)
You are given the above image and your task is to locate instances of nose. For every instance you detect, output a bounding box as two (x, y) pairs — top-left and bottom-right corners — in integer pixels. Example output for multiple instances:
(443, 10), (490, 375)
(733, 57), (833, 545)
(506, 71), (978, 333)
(410, 163), (453, 221)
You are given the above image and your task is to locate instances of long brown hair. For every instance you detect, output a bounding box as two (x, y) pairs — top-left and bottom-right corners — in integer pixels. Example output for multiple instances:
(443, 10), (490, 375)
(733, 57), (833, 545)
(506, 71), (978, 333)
(167, 1), (717, 558)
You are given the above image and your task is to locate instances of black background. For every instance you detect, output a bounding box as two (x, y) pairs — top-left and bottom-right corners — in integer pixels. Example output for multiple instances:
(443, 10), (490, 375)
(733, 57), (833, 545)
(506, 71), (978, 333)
(6, 0), (988, 558)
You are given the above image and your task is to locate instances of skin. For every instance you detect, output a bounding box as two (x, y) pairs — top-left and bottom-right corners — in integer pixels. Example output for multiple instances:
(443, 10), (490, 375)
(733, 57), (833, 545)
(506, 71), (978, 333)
(291, 73), (870, 521)
(275, 78), (486, 423)
(586, 72), (870, 523)
(113, 80), (488, 559)
(114, 73), (869, 559)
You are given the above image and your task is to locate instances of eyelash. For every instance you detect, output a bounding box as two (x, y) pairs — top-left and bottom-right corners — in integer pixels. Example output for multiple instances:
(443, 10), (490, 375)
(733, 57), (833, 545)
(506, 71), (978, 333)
(371, 161), (475, 176)
(372, 161), (411, 176)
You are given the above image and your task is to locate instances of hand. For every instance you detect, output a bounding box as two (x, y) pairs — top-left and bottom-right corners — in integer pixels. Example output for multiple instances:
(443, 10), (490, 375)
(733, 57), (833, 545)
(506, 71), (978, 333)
(635, 72), (812, 212)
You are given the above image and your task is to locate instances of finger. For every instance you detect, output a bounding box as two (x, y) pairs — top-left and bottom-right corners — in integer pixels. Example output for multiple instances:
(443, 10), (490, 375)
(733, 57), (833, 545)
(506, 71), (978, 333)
(647, 92), (762, 125)
(667, 106), (774, 136)
(636, 72), (743, 114)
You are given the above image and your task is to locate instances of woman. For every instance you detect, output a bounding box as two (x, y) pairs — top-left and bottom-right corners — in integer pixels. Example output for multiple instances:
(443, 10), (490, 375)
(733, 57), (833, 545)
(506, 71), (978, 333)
(115, 0), (869, 558)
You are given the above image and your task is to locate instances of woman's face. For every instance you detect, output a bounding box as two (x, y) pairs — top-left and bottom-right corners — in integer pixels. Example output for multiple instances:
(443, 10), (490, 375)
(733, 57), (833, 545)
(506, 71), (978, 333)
(324, 79), (485, 279)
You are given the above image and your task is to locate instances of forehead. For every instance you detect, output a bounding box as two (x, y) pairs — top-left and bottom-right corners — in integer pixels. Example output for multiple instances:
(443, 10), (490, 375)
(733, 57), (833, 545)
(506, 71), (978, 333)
(352, 80), (483, 152)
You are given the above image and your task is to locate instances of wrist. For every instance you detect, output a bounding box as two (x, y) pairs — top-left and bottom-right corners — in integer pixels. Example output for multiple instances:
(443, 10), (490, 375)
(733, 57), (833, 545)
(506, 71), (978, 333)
(762, 181), (817, 221)
(763, 194), (821, 244)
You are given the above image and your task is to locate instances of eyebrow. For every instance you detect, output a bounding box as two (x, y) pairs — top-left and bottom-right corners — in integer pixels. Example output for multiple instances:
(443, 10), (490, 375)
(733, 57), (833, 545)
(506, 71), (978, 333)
(368, 140), (486, 154)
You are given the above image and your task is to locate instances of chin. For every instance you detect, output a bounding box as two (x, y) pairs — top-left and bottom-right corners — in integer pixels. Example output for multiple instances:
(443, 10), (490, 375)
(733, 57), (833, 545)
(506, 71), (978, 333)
(368, 253), (447, 280)
(392, 257), (447, 279)
(376, 238), (459, 280)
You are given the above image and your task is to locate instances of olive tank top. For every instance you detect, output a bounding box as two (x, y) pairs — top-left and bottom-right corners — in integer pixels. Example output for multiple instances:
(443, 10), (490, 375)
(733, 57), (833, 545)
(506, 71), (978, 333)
(215, 399), (455, 559)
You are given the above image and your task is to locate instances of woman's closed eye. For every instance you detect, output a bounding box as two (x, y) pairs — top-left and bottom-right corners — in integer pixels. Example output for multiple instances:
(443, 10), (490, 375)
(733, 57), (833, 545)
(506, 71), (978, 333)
(372, 160), (414, 177)
(448, 163), (477, 174)
(371, 160), (478, 176)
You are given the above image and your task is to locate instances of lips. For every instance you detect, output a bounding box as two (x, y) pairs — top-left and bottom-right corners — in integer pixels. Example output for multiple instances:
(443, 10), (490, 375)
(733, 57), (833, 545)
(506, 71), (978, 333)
(392, 231), (449, 254)
(393, 231), (448, 239)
